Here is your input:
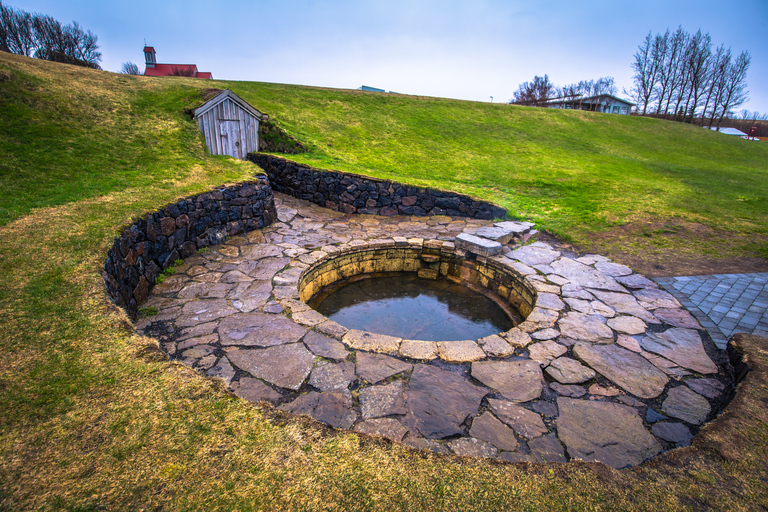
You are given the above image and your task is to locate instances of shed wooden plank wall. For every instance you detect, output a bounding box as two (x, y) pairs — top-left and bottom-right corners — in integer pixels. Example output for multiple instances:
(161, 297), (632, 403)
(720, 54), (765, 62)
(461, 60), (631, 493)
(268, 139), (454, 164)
(197, 98), (259, 159)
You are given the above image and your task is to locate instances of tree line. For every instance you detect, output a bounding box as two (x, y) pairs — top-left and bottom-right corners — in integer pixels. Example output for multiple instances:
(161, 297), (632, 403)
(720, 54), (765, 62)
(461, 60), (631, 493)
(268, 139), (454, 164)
(631, 27), (750, 129)
(0, 1), (101, 69)
(509, 75), (618, 108)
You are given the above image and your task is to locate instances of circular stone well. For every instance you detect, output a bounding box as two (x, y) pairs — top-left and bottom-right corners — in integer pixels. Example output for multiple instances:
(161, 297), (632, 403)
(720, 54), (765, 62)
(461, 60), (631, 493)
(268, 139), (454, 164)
(135, 192), (733, 469)
(299, 243), (536, 347)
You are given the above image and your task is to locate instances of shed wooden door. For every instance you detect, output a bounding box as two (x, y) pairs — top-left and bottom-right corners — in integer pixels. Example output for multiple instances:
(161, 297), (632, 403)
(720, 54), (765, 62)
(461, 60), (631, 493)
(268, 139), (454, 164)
(219, 120), (242, 159)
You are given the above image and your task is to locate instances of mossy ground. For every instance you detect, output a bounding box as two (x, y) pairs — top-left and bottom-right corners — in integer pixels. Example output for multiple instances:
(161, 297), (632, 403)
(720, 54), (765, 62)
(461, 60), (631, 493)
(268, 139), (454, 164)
(1, 52), (768, 510)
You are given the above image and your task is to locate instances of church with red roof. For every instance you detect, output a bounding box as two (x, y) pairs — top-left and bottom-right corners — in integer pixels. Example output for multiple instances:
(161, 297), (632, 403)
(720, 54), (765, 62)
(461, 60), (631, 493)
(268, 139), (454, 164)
(143, 46), (212, 79)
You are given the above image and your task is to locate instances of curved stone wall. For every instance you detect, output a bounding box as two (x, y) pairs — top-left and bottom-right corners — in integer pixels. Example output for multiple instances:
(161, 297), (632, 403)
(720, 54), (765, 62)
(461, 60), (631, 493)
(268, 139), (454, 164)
(248, 153), (507, 220)
(299, 242), (537, 332)
(102, 176), (276, 320)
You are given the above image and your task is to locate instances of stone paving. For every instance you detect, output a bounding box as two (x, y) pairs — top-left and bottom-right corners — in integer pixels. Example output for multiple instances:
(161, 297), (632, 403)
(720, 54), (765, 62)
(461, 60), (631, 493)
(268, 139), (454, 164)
(136, 192), (732, 470)
(654, 274), (768, 349)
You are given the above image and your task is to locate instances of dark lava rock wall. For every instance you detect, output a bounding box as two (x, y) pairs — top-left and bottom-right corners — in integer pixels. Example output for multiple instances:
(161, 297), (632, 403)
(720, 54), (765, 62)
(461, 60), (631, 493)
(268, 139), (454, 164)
(248, 153), (506, 220)
(103, 176), (276, 320)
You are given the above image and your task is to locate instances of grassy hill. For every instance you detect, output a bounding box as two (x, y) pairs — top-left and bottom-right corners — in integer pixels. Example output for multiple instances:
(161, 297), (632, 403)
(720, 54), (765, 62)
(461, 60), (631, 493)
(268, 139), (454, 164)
(1, 52), (768, 511)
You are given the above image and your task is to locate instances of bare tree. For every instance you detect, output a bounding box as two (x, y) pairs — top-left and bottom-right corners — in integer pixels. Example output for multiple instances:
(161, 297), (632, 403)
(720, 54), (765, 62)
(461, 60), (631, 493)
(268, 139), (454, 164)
(660, 27), (689, 117)
(0, 1), (34, 55)
(0, 4), (101, 68)
(714, 50), (751, 129)
(120, 61), (140, 75)
(680, 30), (712, 123)
(510, 75), (554, 106)
(700, 45), (730, 127)
(631, 32), (659, 114)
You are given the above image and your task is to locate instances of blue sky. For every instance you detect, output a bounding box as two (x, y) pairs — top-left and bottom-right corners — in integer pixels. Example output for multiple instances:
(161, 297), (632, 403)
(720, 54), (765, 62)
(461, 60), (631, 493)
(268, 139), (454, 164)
(10, 0), (768, 114)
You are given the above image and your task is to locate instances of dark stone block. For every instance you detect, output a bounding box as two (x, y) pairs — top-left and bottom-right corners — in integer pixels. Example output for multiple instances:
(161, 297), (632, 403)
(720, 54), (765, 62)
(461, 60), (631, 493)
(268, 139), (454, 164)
(435, 197), (460, 210)
(166, 204), (181, 218)
(163, 250), (180, 270)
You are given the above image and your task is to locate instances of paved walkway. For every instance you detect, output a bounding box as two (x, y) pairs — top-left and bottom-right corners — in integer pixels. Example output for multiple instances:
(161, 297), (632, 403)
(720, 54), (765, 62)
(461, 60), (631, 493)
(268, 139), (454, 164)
(137, 193), (728, 469)
(654, 274), (768, 350)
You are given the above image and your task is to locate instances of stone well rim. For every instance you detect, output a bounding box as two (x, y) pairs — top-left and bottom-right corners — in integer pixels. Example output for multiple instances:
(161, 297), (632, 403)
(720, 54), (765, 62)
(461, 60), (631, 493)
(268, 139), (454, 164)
(294, 239), (541, 363)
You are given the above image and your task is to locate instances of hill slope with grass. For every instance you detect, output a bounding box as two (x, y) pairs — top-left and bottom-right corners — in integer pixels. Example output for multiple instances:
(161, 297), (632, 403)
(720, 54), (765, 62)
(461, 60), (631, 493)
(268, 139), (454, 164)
(2, 52), (768, 511)
(2, 51), (767, 272)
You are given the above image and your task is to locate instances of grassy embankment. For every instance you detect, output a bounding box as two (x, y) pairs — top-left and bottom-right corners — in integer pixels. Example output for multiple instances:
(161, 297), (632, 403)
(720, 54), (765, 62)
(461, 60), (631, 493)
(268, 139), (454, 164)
(1, 52), (767, 510)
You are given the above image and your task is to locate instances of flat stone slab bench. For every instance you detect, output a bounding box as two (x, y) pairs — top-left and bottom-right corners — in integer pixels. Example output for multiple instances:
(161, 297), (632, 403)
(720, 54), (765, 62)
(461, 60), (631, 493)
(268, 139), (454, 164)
(136, 192), (730, 469)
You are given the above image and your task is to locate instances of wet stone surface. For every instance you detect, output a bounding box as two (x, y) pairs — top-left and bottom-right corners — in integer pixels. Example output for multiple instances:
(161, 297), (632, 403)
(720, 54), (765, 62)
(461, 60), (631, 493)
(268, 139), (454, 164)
(137, 192), (732, 469)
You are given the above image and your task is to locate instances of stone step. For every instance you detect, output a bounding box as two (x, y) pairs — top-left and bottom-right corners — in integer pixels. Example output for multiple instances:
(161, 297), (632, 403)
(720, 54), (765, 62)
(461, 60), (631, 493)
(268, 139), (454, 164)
(455, 233), (503, 257)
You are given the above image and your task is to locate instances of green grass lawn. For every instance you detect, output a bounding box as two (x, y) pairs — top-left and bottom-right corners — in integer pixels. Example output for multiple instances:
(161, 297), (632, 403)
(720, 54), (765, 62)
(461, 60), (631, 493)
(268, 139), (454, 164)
(1, 52), (768, 511)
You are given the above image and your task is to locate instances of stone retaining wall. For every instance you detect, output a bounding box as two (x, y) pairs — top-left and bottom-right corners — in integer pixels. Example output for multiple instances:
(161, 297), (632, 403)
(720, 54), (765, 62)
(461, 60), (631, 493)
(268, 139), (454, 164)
(248, 153), (507, 220)
(103, 176), (276, 320)
(298, 240), (537, 325)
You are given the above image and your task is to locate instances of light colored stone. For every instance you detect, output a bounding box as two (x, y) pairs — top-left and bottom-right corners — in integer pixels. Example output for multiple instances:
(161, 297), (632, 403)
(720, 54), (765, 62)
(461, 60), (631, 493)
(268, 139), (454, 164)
(594, 261), (633, 276)
(589, 290), (657, 323)
(508, 245), (561, 266)
(557, 312), (614, 343)
(177, 299), (238, 327)
(662, 386), (711, 425)
(227, 343), (314, 391)
(531, 328), (560, 341)
(616, 274), (659, 290)
(573, 342), (669, 399)
(550, 258), (626, 292)
(206, 356), (235, 386)
(640, 328), (718, 375)
(545, 357), (596, 384)
(503, 329), (533, 348)
(476, 226), (515, 244)
(588, 384), (622, 396)
(437, 340), (486, 362)
(218, 312), (307, 347)
(291, 309), (328, 327)
(536, 292), (566, 311)
(557, 397), (661, 469)
(455, 233), (502, 257)
(633, 288), (681, 309)
(303, 331), (349, 361)
(399, 339), (439, 360)
(494, 220), (534, 233)
(477, 334), (515, 357)
(471, 360), (544, 403)
(507, 260), (537, 276)
(517, 308), (559, 333)
(561, 284), (594, 300)
(528, 340), (567, 365)
(343, 329), (402, 354)
(616, 334), (642, 353)
(607, 316), (647, 335)
(315, 320), (348, 339)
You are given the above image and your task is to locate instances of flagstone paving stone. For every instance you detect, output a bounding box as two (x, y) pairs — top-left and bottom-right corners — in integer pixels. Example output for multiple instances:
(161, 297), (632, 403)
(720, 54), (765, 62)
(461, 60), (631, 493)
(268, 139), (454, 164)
(136, 192), (731, 467)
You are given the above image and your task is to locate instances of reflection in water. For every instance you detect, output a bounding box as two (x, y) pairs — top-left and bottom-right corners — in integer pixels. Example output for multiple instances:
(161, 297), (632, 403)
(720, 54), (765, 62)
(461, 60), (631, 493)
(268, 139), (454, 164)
(309, 274), (513, 341)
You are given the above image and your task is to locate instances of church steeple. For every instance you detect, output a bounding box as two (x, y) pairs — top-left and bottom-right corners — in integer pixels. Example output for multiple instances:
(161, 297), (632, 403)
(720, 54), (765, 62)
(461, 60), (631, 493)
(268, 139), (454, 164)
(143, 45), (156, 68)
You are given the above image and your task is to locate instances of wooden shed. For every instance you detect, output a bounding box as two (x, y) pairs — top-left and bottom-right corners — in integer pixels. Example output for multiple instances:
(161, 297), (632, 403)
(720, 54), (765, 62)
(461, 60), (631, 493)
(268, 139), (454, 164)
(194, 89), (265, 159)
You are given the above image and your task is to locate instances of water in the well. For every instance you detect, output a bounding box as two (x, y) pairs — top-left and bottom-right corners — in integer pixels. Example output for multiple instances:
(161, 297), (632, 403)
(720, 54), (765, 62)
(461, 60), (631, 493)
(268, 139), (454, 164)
(309, 274), (513, 341)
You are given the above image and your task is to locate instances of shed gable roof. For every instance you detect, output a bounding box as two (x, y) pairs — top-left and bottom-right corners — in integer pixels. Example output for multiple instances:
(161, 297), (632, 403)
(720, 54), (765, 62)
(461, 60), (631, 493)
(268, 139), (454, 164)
(193, 89), (264, 120)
